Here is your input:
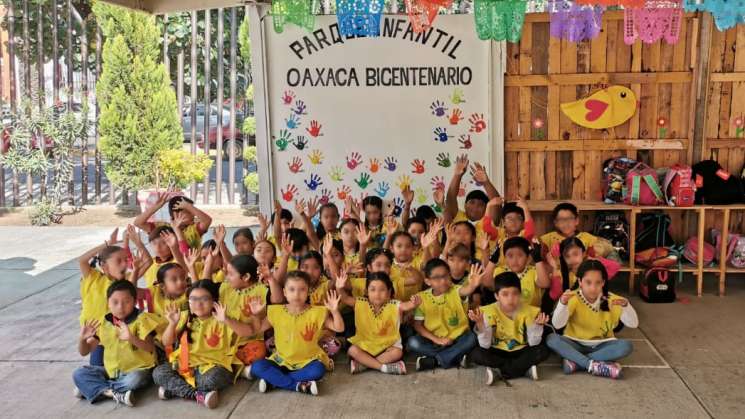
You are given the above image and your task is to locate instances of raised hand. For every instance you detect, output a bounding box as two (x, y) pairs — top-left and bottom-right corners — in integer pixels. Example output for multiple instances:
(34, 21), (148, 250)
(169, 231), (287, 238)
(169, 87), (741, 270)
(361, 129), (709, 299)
(468, 263), (485, 287)
(258, 264), (273, 284)
(449, 108), (463, 125)
(476, 232), (490, 252)
(213, 302), (227, 323)
(396, 175), (412, 192)
(165, 304), (181, 325)
(108, 227), (120, 246)
(458, 134), (472, 149)
(436, 152), (451, 168)
(411, 159), (426, 174)
(560, 289), (575, 305)
(433, 127), (450, 143)
(258, 213), (269, 233)
(357, 224), (371, 247)
(335, 270), (348, 290)
(185, 248), (200, 268)
(324, 289), (341, 312)
(470, 162), (489, 184)
(248, 296), (267, 316)
(306, 197), (319, 218)
(409, 294), (422, 307)
(384, 216), (399, 236)
(160, 230), (178, 249)
(288, 156), (304, 173)
(214, 224), (226, 244)
(306, 120), (323, 137)
(468, 308), (484, 326)
(469, 113), (487, 133)
(80, 319), (100, 341)
(534, 312), (550, 326)
(346, 152), (362, 170)
(433, 188), (445, 208)
(280, 233), (294, 255)
(454, 154), (469, 176)
(401, 186), (415, 206)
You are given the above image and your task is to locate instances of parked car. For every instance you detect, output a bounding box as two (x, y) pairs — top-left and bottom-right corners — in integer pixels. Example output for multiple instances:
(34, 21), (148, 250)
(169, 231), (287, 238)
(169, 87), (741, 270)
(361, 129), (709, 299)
(1, 127), (54, 155)
(182, 103), (246, 161)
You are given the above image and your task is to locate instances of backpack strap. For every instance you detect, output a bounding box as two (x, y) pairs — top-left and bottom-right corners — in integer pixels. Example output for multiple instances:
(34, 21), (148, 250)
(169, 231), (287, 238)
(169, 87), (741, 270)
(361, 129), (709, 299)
(630, 175), (641, 205)
(643, 174), (665, 203)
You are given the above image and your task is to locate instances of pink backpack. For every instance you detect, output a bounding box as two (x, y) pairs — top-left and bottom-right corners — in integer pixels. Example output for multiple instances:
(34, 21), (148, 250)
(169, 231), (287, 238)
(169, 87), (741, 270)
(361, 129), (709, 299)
(624, 163), (665, 205)
(712, 229), (741, 267)
(683, 236), (715, 266)
(662, 164), (696, 207)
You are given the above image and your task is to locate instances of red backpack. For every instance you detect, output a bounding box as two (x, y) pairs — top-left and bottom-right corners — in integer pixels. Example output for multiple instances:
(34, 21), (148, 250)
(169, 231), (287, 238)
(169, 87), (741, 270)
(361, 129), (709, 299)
(662, 164), (696, 207)
(624, 163), (665, 205)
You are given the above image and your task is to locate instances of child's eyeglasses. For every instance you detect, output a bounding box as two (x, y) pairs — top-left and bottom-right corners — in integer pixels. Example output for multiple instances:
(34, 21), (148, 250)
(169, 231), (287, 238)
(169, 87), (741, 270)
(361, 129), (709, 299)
(188, 296), (212, 303)
(428, 274), (450, 281)
(555, 216), (576, 223)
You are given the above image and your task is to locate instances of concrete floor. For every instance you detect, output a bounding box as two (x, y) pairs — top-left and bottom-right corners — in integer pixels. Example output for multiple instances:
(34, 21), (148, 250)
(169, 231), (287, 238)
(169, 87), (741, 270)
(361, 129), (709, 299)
(0, 226), (743, 419)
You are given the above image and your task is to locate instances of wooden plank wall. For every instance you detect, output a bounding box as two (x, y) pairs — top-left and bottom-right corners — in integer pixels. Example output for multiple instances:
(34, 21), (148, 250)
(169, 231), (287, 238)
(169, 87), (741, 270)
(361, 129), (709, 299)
(504, 11), (698, 239)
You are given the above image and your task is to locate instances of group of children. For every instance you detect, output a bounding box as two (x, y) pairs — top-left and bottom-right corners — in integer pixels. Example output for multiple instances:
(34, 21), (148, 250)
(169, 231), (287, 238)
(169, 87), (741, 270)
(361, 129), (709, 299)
(72, 155), (638, 408)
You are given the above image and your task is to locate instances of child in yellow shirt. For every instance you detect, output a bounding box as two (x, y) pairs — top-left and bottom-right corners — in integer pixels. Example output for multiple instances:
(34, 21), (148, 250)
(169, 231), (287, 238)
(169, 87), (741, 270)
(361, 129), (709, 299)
(248, 271), (345, 396)
(546, 260), (638, 379)
(485, 237), (550, 310)
(149, 263), (189, 318)
(483, 199), (535, 267)
(134, 193), (212, 250)
(252, 236), (291, 285)
(73, 280), (162, 406)
(336, 271), (422, 375)
(387, 231), (426, 302)
(539, 202), (598, 258)
(468, 272), (550, 385)
(407, 259), (482, 371)
(141, 225), (185, 288)
(154, 280), (254, 409)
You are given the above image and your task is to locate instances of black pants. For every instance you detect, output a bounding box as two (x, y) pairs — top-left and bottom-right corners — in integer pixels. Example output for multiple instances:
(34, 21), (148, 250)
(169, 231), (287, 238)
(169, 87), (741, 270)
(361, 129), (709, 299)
(469, 343), (550, 378)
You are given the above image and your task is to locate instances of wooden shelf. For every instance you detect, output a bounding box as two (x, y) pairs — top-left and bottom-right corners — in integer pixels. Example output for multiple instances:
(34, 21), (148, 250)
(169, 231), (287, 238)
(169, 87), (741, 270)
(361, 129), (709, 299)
(525, 200), (709, 212)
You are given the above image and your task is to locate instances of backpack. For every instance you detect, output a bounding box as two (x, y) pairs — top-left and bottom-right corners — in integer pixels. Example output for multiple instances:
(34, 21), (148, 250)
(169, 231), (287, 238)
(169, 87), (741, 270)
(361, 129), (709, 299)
(731, 236), (745, 268)
(602, 157), (638, 203)
(691, 160), (744, 204)
(711, 229), (738, 265)
(593, 211), (630, 260)
(635, 213), (675, 251)
(624, 162), (665, 205)
(682, 236), (715, 266)
(662, 164), (696, 207)
(640, 267), (676, 303)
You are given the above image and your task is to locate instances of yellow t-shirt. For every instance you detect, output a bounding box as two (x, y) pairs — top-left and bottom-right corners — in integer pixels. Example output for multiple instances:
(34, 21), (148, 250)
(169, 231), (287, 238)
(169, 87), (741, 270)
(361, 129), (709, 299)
(309, 277), (330, 306)
(564, 291), (624, 341)
(539, 231), (598, 253)
(97, 311), (163, 378)
(350, 276), (368, 299)
(367, 224), (385, 249)
(193, 260), (225, 283)
(267, 305), (331, 370)
(348, 298), (401, 356)
(168, 312), (239, 374)
(481, 303), (539, 352)
(414, 286), (468, 340)
(149, 286), (189, 319)
(155, 222), (202, 249)
(143, 258), (174, 289)
(344, 252), (361, 267)
(492, 226), (529, 267)
(493, 266), (542, 308)
(390, 263), (422, 302)
(454, 210), (493, 261)
(219, 281), (268, 345)
(79, 270), (115, 325)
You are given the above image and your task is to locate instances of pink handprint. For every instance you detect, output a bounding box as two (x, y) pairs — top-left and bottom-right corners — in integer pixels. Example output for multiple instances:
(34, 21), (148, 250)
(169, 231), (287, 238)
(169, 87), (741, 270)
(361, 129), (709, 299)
(306, 120), (323, 137)
(411, 159), (425, 174)
(281, 184), (298, 202)
(288, 156), (303, 173)
(469, 113), (487, 133)
(282, 91), (295, 105)
(430, 176), (445, 191)
(319, 189), (333, 205)
(347, 152), (362, 170)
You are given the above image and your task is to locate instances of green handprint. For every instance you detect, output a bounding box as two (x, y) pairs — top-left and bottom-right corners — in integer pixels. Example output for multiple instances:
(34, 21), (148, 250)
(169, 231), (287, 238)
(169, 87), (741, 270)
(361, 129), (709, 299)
(433, 203), (443, 213)
(329, 166), (343, 182)
(355, 173), (372, 189)
(436, 153), (451, 168)
(450, 88), (466, 105)
(447, 314), (459, 327)
(275, 129), (292, 151)
(415, 187), (427, 205)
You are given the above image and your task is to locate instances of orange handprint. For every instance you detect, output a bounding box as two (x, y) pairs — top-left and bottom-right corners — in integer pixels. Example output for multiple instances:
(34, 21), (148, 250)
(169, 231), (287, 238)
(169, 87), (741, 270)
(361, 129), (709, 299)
(449, 109), (463, 125)
(377, 319), (393, 337)
(205, 325), (221, 347)
(369, 158), (380, 173)
(300, 322), (318, 342)
(241, 294), (253, 317)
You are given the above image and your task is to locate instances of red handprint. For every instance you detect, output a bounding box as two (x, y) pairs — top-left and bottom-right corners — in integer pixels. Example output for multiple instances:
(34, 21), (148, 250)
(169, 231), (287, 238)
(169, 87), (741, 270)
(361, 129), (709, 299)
(306, 120), (323, 137)
(241, 295), (253, 317)
(459, 134), (472, 150)
(347, 152), (362, 170)
(369, 158), (380, 173)
(205, 325), (221, 347)
(430, 175), (445, 191)
(377, 319), (393, 337)
(300, 322), (318, 342)
(411, 159), (426, 174)
(337, 185), (351, 200)
(449, 109), (463, 125)
(288, 156), (303, 173)
(469, 113), (487, 133)
(282, 90), (296, 105)
(281, 184), (298, 202)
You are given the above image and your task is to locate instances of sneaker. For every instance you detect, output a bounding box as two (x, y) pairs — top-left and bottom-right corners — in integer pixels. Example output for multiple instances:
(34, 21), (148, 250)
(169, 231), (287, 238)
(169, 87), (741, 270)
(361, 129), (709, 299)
(350, 359), (367, 375)
(258, 379), (270, 393)
(459, 354), (469, 369)
(158, 386), (171, 400)
(296, 380), (318, 396)
(381, 360), (407, 375)
(589, 361), (622, 379)
(112, 390), (134, 407)
(415, 356), (437, 371)
(241, 364), (253, 380)
(485, 367), (495, 386)
(526, 365), (539, 381)
(562, 359), (578, 375)
(195, 390), (218, 409)
(73, 387), (83, 399)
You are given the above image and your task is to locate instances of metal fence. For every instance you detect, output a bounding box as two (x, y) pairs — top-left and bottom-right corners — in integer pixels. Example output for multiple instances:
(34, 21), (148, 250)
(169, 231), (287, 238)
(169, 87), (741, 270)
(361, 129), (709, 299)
(0, 1), (254, 208)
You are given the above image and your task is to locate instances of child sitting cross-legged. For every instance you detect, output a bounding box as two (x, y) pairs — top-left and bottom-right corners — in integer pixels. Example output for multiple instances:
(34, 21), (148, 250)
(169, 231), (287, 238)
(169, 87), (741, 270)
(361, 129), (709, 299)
(468, 272), (550, 385)
(73, 280), (163, 407)
(406, 259), (482, 371)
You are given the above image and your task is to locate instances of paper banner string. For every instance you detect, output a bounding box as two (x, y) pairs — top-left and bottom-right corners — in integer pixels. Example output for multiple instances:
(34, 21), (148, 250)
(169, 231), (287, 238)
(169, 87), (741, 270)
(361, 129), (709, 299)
(548, 0), (605, 42)
(473, 0), (528, 42)
(575, 0), (644, 7)
(336, 0), (386, 36)
(405, 0), (453, 33)
(624, 0), (683, 45)
(272, 0), (318, 33)
(685, 0), (745, 31)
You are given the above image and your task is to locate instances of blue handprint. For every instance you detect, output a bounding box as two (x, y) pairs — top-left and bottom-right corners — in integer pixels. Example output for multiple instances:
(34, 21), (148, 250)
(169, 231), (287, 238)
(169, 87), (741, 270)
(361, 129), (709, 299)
(434, 127), (450, 142)
(374, 181), (390, 198)
(304, 173), (322, 191)
(392, 197), (404, 217)
(293, 136), (308, 150)
(384, 157), (397, 172)
(292, 100), (307, 115)
(286, 113), (301, 129)
(430, 100), (448, 117)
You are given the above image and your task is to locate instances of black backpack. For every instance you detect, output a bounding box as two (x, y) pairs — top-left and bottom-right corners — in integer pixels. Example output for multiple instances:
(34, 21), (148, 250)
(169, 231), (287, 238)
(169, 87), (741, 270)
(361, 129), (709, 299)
(691, 160), (744, 204)
(593, 211), (630, 260)
(640, 267), (676, 303)
(635, 212), (675, 252)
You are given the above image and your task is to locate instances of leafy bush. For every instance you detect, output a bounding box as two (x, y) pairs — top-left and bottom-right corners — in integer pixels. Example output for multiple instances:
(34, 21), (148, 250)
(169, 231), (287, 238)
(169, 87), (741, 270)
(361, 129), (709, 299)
(243, 172), (259, 194)
(156, 149), (213, 189)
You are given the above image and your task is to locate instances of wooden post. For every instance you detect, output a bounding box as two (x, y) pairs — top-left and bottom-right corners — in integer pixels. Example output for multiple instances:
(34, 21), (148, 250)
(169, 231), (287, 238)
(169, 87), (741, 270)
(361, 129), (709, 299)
(628, 208), (638, 293)
(697, 207), (706, 297)
(719, 207), (730, 296)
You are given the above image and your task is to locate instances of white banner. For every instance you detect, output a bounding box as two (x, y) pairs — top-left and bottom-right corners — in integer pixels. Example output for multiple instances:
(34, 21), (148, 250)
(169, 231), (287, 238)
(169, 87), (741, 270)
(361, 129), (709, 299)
(262, 14), (495, 213)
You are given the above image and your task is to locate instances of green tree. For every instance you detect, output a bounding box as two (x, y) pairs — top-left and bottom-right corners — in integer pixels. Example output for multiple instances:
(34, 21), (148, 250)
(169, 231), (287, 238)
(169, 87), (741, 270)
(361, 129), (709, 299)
(94, 3), (182, 190)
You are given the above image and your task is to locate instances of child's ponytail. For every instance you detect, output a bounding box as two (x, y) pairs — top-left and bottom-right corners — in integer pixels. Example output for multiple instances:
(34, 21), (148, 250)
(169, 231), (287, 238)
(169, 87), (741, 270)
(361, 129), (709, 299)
(576, 259), (610, 311)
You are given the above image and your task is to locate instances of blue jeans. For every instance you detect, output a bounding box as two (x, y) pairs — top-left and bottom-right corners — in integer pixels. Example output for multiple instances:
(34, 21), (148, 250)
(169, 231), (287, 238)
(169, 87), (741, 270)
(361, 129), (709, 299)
(250, 359), (325, 391)
(406, 331), (477, 368)
(89, 346), (104, 366)
(546, 334), (633, 371)
(72, 365), (152, 402)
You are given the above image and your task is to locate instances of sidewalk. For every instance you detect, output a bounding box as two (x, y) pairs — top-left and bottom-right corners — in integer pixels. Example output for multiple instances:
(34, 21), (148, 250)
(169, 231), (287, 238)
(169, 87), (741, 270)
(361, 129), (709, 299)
(0, 226), (741, 418)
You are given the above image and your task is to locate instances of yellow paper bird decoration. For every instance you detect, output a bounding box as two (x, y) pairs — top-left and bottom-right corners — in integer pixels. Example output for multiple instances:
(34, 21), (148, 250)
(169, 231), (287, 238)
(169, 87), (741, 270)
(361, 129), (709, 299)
(560, 86), (638, 129)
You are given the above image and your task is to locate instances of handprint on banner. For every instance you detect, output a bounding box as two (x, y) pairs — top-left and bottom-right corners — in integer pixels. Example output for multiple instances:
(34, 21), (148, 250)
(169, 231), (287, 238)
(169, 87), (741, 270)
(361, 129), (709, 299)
(319, 188), (333, 205)
(396, 175), (412, 191)
(288, 156), (303, 173)
(392, 197), (404, 217)
(430, 175), (445, 191)
(469, 113), (487, 133)
(346, 152), (362, 170)
(411, 159), (425, 174)
(281, 184), (298, 202)
(355, 173), (372, 190)
(369, 158), (380, 173)
(433, 127), (450, 143)
(274, 129), (292, 151)
(337, 185), (352, 200)
(282, 90), (296, 105)
(306, 120), (323, 137)
(293, 136), (308, 150)
(374, 181), (390, 198)
(430, 100), (448, 117)
(450, 88), (466, 105)
(449, 109), (463, 125)
(304, 174), (322, 191)
(286, 113), (301, 130)
(292, 100), (307, 115)
(415, 187), (428, 204)
(436, 152), (451, 168)
(459, 134), (472, 150)
(308, 149), (324, 165)
(329, 166), (344, 182)
(384, 157), (397, 172)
